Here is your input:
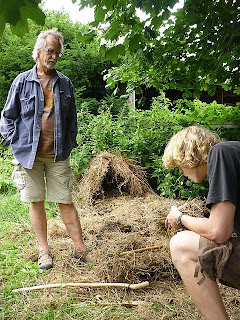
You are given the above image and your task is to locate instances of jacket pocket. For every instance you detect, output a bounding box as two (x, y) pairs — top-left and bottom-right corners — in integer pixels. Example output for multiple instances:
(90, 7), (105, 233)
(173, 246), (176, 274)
(20, 95), (35, 117)
(60, 91), (71, 107)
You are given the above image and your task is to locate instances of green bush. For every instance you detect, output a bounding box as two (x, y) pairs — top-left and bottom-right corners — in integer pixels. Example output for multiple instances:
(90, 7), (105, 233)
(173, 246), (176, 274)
(72, 96), (240, 198)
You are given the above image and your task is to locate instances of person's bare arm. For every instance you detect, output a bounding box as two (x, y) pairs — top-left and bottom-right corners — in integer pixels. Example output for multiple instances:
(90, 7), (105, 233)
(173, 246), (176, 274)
(165, 201), (235, 243)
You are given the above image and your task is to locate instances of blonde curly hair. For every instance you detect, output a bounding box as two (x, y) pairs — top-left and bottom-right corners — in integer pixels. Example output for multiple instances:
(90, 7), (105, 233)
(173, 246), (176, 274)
(162, 125), (221, 168)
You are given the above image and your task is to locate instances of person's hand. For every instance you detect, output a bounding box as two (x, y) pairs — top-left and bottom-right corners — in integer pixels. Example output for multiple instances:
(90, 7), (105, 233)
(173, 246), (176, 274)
(165, 206), (182, 230)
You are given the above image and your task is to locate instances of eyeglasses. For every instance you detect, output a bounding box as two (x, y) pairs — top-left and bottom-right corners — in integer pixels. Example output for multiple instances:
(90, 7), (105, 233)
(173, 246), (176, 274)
(43, 47), (63, 58)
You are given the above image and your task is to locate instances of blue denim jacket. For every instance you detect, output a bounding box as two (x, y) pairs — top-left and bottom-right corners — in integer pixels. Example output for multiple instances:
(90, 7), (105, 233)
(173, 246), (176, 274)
(0, 65), (77, 169)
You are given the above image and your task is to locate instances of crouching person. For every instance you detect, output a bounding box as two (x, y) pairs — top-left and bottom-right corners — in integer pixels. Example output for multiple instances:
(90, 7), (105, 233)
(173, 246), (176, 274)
(162, 125), (240, 320)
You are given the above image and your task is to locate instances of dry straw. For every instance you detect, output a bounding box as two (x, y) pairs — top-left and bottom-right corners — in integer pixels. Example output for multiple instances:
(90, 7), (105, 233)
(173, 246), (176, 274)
(11, 151), (239, 319)
(77, 151), (153, 205)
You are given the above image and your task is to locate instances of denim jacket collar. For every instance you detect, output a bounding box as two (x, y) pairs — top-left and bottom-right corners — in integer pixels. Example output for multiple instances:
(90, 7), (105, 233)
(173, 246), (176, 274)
(26, 64), (64, 83)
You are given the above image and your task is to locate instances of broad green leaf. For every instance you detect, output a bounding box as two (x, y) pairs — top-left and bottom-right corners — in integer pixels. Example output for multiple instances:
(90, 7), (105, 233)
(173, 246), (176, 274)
(94, 8), (107, 22)
(76, 31), (96, 43)
(10, 17), (29, 37)
(105, 0), (115, 10)
(20, 1), (45, 26)
(99, 45), (107, 56)
(106, 21), (120, 40)
(0, 0), (45, 37)
(105, 44), (125, 62)
(151, 16), (163, 29)
(129, 33), (142, 51)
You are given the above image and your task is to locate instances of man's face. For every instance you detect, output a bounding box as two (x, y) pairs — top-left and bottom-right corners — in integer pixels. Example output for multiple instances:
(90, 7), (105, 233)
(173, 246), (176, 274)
(178, 164), (207, 183)
(38, 35), (62, 70)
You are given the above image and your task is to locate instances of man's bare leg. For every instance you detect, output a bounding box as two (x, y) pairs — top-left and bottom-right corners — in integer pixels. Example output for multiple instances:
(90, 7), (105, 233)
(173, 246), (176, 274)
(58, 203), (86, 253)
(29, 201), (50, 252)
(170, 230), (230, 320)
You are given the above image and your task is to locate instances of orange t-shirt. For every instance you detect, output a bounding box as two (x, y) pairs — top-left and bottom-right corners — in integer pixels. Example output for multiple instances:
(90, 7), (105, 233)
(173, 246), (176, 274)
(36, 75), (55, 157)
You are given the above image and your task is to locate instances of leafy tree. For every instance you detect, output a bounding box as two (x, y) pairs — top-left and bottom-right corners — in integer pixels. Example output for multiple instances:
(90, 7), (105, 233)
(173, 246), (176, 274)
(0, 11), (112, 110)
(78, 0), (240, 97)
(1, 0), (239, 97)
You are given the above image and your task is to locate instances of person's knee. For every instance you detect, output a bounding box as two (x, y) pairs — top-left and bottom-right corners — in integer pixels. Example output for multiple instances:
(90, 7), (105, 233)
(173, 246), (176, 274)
(30, 200), (45, 211)
(170, 233), (184, 264)
(170, 231), (197, 267)
(59, 203), (78, 222)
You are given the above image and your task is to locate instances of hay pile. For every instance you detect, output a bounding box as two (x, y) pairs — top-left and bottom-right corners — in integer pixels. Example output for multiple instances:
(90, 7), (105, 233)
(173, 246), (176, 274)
(77, 151), (153, 205)
(78, 194), (207, 284)
(19, 193), (240, 319)
(16, 152), (239, 319)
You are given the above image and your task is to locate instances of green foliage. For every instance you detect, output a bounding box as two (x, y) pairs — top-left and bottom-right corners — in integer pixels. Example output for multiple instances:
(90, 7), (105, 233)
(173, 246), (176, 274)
(79, 0), (240, 96)
(72, 96), (240, 198)
(2, 0), (239, 96)
(173, 99), (240, 140)
(1, 96), (240, 199)
(0, 0), (45, 37)
(152, 159), (208, 199)
(0, 146), (16, 194)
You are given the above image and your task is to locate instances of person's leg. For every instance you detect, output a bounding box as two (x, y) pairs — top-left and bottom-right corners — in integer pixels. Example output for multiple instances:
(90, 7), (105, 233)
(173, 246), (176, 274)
(29, 201), (50, 252)
(29, 200), (53, 269)
(58, 203), (87, 253)
(170, 231), (230, 320)
(45, 158), (87, 252)
(45, 157), (90, 261)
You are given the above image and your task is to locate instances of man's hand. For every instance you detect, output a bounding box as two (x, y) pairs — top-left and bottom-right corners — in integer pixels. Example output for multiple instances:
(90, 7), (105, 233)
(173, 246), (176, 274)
(165, 206), (182, 230)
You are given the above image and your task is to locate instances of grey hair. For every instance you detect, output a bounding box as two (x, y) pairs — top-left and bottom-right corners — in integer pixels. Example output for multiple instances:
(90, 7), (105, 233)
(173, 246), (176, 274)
(32, 28), (64, 62)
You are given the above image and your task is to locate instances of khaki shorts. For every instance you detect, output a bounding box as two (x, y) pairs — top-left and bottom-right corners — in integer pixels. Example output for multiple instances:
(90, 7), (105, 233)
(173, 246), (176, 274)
(196, 236), (240, 289)
(12, 157), (74, 203)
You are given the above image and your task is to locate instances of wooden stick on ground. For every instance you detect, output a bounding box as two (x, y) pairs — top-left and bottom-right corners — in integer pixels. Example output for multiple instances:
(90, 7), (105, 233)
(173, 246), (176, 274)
(119, 245), (162, 256)
(12, 281), (149, 293)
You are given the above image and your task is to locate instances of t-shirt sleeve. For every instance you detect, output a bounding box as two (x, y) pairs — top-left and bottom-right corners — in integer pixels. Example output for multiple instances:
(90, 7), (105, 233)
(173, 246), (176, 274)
(206, 144), (239, 208)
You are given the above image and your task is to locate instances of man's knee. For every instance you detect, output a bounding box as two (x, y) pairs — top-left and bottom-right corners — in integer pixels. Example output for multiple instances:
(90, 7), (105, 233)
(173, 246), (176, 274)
(59, 202), (75, 213)
(30, 200), (45, 210)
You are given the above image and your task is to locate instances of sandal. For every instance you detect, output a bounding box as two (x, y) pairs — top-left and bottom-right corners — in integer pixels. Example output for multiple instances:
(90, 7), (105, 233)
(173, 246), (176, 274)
(72, 248), (93, 263)
(38, 250), (53, 270)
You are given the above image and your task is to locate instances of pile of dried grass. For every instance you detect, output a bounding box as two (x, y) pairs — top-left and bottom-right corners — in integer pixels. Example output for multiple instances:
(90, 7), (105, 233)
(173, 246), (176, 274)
(77, 151), (153, 205)
(79, 194), (206, 284)
(17, 193), (240, 319)
(13, 152), (237, 319)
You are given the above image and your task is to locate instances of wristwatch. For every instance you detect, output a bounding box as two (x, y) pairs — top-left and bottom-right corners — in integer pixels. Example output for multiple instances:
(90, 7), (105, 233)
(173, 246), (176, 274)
(177, 213), (185, 229)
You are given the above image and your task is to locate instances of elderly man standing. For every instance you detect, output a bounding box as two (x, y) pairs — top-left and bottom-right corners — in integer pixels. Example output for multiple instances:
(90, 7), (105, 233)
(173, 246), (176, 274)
(0, 28), (90, 270)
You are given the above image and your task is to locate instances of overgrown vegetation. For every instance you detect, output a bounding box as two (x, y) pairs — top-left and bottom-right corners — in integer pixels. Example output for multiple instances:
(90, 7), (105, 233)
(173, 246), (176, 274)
(1, 95), (240, 199)
(70, 96), (240, 199)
